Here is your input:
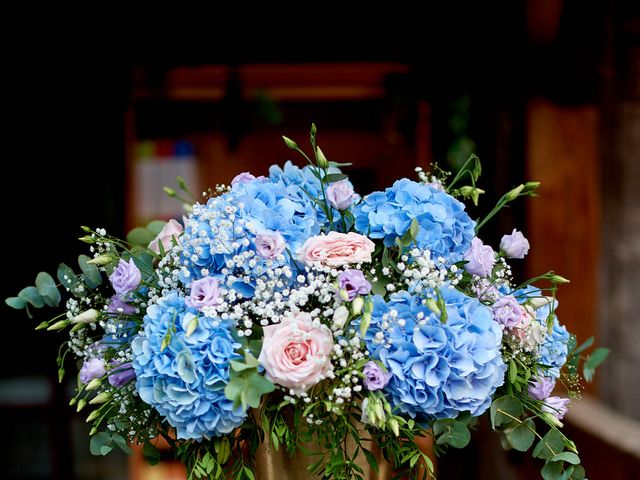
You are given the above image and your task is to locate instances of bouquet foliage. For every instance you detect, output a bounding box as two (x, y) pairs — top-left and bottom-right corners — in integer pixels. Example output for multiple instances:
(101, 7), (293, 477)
(7, 125), (608, 480)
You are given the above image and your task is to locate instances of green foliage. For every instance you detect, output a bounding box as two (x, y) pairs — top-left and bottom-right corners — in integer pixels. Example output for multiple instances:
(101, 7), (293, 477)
(142, 441), (161, 465)
(490, 395), (524, 429)
(78, 254), (102, 288)
(508, 418), (536, 451)
(126, 219), (167, 247)
(89, 432), (131, 456)
(583, 347), (609, 382)
(433, 419), (471, 449)
(225, 351), (275, 409)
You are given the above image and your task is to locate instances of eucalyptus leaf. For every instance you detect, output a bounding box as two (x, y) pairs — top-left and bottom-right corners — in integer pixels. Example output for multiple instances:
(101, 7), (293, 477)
(111, 433), (132, 454)
(35, 271), (61, 307)
(18, 286), (44, 308)
(533, 429), (565, 460)
(540, 461), (563, 480)
(89, 432), (112, 456)
(433, 419), (470, 449)
(5, 296), (26, 309)
(127, 227), (155, 247)
(490, 396), (523, 429)
(146, 220), (166, 236)
(57, 263), (78, 289)
(78, 255), (102, 288)
(585, 347), (609, 370)
(509, 418), (536, 451)
(550, 452), (580, 465)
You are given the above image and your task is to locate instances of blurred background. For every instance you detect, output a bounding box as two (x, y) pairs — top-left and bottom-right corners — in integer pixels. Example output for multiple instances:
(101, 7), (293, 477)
(2, 1), (639, 479)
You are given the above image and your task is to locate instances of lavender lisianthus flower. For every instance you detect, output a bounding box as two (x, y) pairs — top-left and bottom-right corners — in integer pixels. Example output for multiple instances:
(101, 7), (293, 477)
(79, 357), (106, 384)
(363, 361), (391, 391)
(326, 180), (356, 211)
(492, 295), (524, 328)
(231, 172), (257, 188)
(528, 376), (555, 400)
(107, 296), (136, 315)
(338, 269), (372, 301)
(542, 396), (570, 419)
(109, 259), (141, 296)
(108, 362), (136, 387)
(500, 229), (530, 259)
(255, 232), (286, 259)
(186, 277), (222, 311)
(463, 237), (496, 277)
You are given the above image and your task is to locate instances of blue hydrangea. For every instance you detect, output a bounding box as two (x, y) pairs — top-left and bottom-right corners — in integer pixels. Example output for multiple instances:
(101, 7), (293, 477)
(269, 161), (353, 227)
(364, 288), (506, 421)
(131, 292), (247, 440)
(180, 176), (321, 289)
(353, 179), (475, 263)
(515, 286), (570, 378)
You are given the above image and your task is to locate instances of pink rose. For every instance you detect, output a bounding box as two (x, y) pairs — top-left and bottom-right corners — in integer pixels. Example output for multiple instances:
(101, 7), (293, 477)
(258, 312), (333, 392)
(148, 219), (183, 254)
(255, 232), (286, 259)
(298, 232), (375, 267)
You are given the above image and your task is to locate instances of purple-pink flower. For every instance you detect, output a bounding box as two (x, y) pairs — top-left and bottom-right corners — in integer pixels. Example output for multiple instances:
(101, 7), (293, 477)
(500, 229), (530, 259)
(528, 376), (556, 401)
(492, 295), (525, 328)
(338, 269), (372, 301)
(108, 362), (136, 387)
(463, 237), (496, 277)
(79, 357), (106, 384)
(107, 296), (136, 315)
(255, 232), (286, 259)
(363, 361), (391, 391)
(326, 180), (356, 211)
(109, 259), (142, 296)
(542, 396), (570, 420)
(231, 172), (256, 187)
(148, 219), (183, 254)
(186, 277), (222, 311)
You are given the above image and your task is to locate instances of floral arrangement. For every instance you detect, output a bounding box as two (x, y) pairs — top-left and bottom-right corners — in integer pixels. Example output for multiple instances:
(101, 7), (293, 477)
(7, 125), (608, 480)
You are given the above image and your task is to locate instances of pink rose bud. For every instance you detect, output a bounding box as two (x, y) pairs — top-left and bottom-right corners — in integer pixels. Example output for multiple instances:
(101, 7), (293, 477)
(255, 232), (286, 259)
(500, 228), (530, 259)
(149, 219), (183, 254)
(258, 312), (334, 393)
(298, 232), (375, 267)
(463, 237), (496, 277)
(326, 180), (356, 211)
(186, 277), (222, 310)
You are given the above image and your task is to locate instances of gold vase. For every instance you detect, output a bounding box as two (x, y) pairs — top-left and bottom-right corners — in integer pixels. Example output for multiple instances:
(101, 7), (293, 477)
(253, 432), (394, 480)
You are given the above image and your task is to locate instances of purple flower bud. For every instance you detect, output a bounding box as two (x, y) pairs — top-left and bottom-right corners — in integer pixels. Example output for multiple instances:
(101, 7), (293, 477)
(255, 232), (286, 259)
(542, 396), (570, 420)
(500, 229), (530, 259)
(107, 296), (136, 315)
(186, 277), (222, 310)
(108, 362), (136, 387)
(528, 376), (556, 400)
(109, 259), (141, 296)
(326, 180), (356, 211)
(338, 269), (372, 301)
(463, 237), (496, 277)
(363, 361), (391, 391)
(231, 172), (256, 188)
(79, 357), (106, 384)
(492, 295), (525, 328)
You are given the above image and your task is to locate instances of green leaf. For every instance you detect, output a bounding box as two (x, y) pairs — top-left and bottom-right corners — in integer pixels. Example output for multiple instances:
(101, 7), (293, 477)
(409, 218), (420, 239)
(57, 263), (77, 289)
(142, 441), (161, 465)
(490, 396), (523, 429)
(230, 360), (255, 372)
(570, 465), (586, 479)
(126, 227), (155, 247)
(111, 433), (132, 454)
(5, 296), (27, 309)
(328, 161), (353, 168)
(323, 173), (348, 183)
(225, 371), (275, 409)
(585, 348), (609, 370)
(35, 272), (61, 307)
(570, 336), (593, 356)
(541, 461), (563, 480)
(18, 286), (44, 308)
(362, 448), (379, 473)
(78, 255), (102, 288)
(243, 466), (255, 480)
(533, 429), (565, 460)
(509, 360), (517, 384)
(433, 419), (471, 449)
(509, 418), (536, 451)
(550, 452), (580, 465)
(146, 220), (166, 236)
(214, 437), (231, 464)
(89, 432), (112, 456)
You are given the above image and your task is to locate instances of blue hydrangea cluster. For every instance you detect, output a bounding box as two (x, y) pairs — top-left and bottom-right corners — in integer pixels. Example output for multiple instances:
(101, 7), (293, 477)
(515, 286), (570, 378)
(131, 292), (247, 440)
(269, 161), (352, 226)
(353, 179), (476, 262)
(365, 288), (506, 421)
(180, 176), (321, 287)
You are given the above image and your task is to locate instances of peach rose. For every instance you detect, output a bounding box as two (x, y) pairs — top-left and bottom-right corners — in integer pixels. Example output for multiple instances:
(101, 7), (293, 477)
(258, 312), (333, 392)
(148, 219), (183, 254)
(297, 232), (375, 267)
